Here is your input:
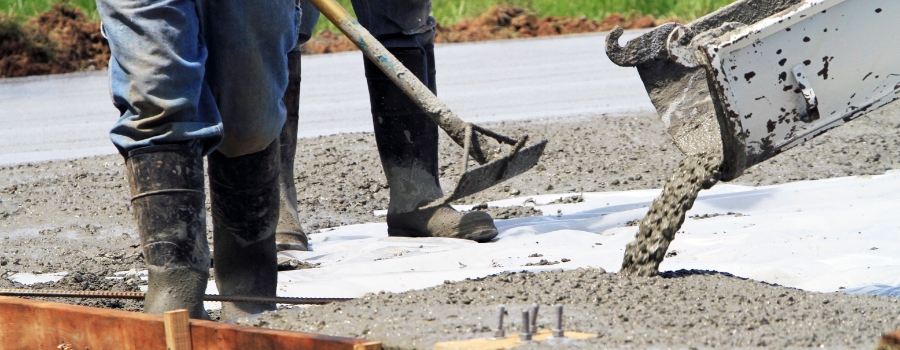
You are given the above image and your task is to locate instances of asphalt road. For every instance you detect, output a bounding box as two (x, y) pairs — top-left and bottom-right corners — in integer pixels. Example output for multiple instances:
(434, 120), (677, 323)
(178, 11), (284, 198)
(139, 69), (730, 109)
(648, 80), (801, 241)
(0, 31), (653, 165)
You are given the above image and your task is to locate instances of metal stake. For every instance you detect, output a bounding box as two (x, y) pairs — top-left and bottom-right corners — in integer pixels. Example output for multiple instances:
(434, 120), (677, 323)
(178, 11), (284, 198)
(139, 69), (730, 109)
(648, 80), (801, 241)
(493, 305), (506, 339)
(552, 304), (565, 338)
(519, 310), (532, 342)
(530, 303), (539, 334)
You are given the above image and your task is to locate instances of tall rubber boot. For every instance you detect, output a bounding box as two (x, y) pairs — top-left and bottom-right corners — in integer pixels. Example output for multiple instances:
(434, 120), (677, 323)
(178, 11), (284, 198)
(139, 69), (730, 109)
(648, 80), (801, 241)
(275, 50), (309, 251)
(208, 140), (280, 320)
(125, 144), (210, 319)
(364, 46), (499, 242)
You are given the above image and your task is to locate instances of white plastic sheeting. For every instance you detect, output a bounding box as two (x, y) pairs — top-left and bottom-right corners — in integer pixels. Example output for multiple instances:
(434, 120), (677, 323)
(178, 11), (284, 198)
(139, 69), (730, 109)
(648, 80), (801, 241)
(277, 170), (900, 298)
(12, 171), (899, 302)
(9, 271), (68, 285)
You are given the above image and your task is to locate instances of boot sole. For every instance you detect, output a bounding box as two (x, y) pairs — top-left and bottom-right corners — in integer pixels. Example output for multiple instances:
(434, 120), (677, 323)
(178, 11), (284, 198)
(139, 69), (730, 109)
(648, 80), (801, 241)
(387, 227), (432, 238)
(276, 242), (309, 252)
(275, 232), (309, 252)
(388, 226), (498, 243)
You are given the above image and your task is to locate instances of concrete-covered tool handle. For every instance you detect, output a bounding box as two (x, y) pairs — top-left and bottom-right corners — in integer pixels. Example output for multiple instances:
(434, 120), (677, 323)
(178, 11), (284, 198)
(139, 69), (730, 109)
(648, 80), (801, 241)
(308, 0), (497, 164)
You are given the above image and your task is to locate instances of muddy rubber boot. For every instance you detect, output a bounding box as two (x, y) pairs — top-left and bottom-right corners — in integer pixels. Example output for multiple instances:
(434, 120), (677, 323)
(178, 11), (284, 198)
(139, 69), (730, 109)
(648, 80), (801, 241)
(364, 46), (498, 243)
(208, 140), (280, 320)
(275, 50), (309, 252)
(125, 144), (210, 319)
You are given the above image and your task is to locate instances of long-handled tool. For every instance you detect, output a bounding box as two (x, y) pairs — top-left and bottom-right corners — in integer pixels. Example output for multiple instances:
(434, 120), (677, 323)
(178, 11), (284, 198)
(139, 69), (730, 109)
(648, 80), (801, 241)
(308, 0), (547, 208)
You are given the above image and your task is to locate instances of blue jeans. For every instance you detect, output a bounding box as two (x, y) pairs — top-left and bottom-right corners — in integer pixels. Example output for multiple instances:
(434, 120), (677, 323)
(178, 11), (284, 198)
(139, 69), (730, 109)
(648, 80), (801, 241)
(98, 0), (300, 157)
(296, 0), (436, 49)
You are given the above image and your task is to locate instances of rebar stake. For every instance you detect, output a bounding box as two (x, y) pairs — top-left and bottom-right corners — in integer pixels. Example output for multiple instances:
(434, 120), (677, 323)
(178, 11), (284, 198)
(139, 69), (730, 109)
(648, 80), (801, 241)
(530, 303), (539, 334)
(552, 304), (565, 338)
(519, 310), (532, 342)
(493, 305), (506, 339)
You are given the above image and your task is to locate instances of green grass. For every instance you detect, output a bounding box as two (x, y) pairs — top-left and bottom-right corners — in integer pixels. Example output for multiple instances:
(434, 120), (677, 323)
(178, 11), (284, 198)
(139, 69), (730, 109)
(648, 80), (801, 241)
(1, 0), (98, 21)
(310, 0), (736, 35)
(431, 0), (735, 24)
(521, 0), (734, 21)
(1, 0), (734, 32)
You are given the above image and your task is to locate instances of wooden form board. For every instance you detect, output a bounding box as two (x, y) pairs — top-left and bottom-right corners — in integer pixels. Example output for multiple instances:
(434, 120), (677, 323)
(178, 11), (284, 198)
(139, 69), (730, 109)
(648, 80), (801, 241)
(0, 296), (380, 350)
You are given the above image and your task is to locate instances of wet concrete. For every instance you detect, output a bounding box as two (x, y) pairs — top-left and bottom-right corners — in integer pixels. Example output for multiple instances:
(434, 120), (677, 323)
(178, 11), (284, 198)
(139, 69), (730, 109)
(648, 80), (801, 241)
(3, 105), (900, 338)
(238, 96), (900, 346)
(238, 268), (900, 349)
(620, 152), (722, 277)
(614, 0), (806, 276)
(619, 89), (726, 276)
(0, 31), (654, 166)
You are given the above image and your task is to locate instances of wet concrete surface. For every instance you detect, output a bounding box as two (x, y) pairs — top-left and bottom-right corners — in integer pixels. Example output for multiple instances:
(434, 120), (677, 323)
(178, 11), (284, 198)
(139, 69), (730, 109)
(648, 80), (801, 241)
(238, 269), (900, 349)
(2, 101), (900, 344)
(0, 71), (117, 165)
(0, 30), (653, 165)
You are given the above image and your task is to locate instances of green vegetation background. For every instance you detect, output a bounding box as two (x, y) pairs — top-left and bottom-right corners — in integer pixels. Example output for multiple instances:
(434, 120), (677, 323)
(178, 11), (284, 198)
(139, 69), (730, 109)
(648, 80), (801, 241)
(2, 0), (733, 31)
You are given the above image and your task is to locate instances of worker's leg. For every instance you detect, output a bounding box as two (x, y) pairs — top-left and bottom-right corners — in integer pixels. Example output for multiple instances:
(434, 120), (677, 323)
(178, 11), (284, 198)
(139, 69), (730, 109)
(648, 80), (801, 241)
(351, 0), (498, 242)
(193, 0), (298, 158)
(97, 0), (218, 319)
(194, 0), (298, 319)
(208, 141), (281, 319)
(275, 0), (320, 252)
(126, 145), (210, 319)
(275, 49), (308, 251)
(98, 0), (223, 156)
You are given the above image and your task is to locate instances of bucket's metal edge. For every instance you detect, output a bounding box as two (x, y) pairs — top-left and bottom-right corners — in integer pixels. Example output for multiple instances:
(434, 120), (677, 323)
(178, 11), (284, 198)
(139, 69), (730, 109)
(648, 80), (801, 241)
(604, 0), (809, 181)
(697, 0), (900, 179)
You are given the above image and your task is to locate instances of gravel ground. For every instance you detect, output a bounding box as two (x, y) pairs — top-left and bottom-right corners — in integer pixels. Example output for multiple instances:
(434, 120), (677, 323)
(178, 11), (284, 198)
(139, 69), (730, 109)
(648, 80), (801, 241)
(2, 101), (900, 346)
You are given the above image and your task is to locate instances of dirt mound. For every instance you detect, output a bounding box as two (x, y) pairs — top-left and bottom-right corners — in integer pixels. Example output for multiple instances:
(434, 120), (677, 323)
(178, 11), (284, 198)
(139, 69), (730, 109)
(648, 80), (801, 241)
(436, 6), (665, 43)
(299, 6), (671, 55)
(301, 29), (358, 55)
(0, 4), (109, 78)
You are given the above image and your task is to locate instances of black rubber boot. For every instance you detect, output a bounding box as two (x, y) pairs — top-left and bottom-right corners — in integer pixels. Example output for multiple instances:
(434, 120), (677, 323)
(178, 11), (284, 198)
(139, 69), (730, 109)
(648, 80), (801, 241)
(208, 140), (280, 320)
(275, 50), (309, 252)
(125, 144), (210, 319)
(364, 46), (498, 242)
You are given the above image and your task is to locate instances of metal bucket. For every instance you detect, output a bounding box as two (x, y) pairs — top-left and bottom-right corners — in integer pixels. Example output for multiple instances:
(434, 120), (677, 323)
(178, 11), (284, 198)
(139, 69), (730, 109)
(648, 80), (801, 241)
(607, 0), (900, 180)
